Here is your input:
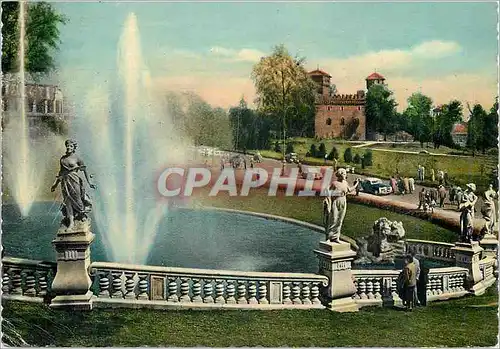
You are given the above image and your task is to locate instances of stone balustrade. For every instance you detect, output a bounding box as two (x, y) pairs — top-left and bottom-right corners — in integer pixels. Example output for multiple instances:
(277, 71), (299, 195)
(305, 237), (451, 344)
(1, 257), (57, 302)
(478, 257), (496, 289)
(89, 262), (329, 309)
(425, 267), (469, 301)
(351, 270), (401, 307)
(406, 239), (455, 262)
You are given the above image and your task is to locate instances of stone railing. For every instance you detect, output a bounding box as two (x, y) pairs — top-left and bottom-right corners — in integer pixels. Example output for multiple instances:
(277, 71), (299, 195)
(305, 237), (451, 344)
(89, 262), (329, 309)
(406, 239), (455, 263)
(351, 269), (402, 307)
(478, 257), (496, 288)
(1, 257), (57, 302)
(426, 267), (469, 301)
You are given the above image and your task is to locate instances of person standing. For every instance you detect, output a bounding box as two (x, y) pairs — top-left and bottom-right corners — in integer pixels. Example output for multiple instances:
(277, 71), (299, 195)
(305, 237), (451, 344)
(438, 185), (447, 208)
(391, 176), (398, 194)
(431, 168), (435, 182)
(403, 177), (410, 195)
(417, 165), (422, 181)
(333, 158), (338, 172)
(402, 255), (417, 311)
(421, 166), (426, 181)
(409, 177), (415, 193)
(418, 188), (426, 210)
(411, 252), (421, 306)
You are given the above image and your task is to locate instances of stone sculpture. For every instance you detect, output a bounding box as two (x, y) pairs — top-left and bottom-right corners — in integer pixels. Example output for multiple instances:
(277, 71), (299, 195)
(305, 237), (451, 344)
(481, 184), (498, 237)
(51, 139), (96, 231)
(458, 183), (478, 242)
(323, 168), (359, 242)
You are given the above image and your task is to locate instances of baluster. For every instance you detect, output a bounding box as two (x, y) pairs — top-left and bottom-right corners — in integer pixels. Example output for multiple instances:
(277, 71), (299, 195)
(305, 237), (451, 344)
(391, 277), (400, 301)
(192, 279), (202, 303)
(373, 278), (381, 299)
(292, 282), (302, 304)
(352, 278), (360, 299)
(168, 277), (179, 302)
(180, 278), (191, 303)
(10, 268), (22, 295)
(237, 280), (247, 304)
(301, 282), (312, 305)
(22, 270), (35, 297)
(226, 280), (236, 304)
(124, 272), (136, 299)
(248, 281), (258, 304)
(258, 282), (268, 304)
(203, 279), (214, 303)
(215, 279), (225, 304)
(99, 271), (111, 297)
(359, 277), (367, 299)
(137, 273), (149, 300)
(426, 275), (433, 296)
(366, 278), (374, 299)
(111, 271), (124, 298)
(311, 282), (321, 305)
(282, 282), (292, 304)
(2, 267), (10, 294)
(36, 270), (48, 297)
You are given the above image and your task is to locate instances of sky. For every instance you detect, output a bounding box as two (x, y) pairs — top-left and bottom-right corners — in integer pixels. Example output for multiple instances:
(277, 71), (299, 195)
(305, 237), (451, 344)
(52, 1), (499, 112)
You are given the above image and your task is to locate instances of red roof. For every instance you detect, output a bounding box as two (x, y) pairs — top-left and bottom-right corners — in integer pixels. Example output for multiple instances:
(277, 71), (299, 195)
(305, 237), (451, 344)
(308, 69), (332, 78)
(366, 72), (385, 80)
(452, 123), (467, 134)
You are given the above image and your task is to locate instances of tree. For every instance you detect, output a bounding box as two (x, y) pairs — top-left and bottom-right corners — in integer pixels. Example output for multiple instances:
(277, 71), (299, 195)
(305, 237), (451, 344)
(432, 100), (462, 148)
(365, 84), (398, 140)
(344, 147), (353, 163)
(251, 44), (316, 138)
(484, 98), (499, 149)
(353, 154), (361, 164)
(467, 104), (488, 154)
(404, 92), (433, 147)
(308, 144), (317, 158)
(363, 149), (373, 166)
(317, 143), (327, 159)
(285, 143), (294, 154)
(2, 2), (67, 77)
(274, 141), (282, 154)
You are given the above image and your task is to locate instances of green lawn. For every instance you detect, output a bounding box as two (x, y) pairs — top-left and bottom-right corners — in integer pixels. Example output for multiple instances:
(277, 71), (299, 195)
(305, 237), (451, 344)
(2, 285), (497, 347)
(197, 188), (457, 243)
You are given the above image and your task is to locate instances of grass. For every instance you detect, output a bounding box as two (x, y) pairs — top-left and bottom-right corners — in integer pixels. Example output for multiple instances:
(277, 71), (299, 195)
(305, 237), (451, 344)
(196, 187), (457, 243)
(2, 285), (497, 347)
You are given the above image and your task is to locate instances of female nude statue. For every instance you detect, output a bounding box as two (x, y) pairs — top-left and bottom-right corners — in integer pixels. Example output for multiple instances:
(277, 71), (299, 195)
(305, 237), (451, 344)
(323, 168), (359, 243)
(51, 140), (96, 230)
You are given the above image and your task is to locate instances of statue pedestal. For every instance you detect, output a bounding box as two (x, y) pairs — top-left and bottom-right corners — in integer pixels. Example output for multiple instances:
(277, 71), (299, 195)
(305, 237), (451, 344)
(480, 234), (498, 259)
(314, 241), (358, 312)
(50, 221), (95, 310)
(451, 241), (485, 295)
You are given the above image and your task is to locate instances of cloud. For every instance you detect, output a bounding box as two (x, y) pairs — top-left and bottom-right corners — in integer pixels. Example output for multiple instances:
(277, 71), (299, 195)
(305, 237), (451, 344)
(209, 46), (266, 62)
(411, 40), (461, 58)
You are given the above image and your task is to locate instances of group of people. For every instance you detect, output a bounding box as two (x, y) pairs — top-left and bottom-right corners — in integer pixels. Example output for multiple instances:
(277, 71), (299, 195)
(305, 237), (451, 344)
(417, 164), (449, 185)
(417, 185), (449, 212)
(390, 176), (415, 195)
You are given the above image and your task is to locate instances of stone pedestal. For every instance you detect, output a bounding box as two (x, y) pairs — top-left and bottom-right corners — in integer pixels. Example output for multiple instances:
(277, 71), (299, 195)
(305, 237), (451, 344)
(480, 234), (498, 259)
(314, 241), (358, 312)
(50, 220), (95, 310)
(451, 241), (485, 295)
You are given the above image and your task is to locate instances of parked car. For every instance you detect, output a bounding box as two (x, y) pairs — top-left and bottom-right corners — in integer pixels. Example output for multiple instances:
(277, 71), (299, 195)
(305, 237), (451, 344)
(301, 166), (323, 180)
(285, 152), (299, 163)
(359, 177), (392, 195)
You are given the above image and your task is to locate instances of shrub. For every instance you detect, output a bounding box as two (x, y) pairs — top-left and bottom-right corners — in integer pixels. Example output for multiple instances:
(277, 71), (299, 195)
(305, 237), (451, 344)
(344, 147), (353, 163)
(327, 146), (339, 160)
(363, 149), (373, 166)
(309, 144), (317, 158)
(285, 143), (294, 154)
(317, 143), (327, 159)
(353, 154), (361, 164)
(274, 141), (282, 154)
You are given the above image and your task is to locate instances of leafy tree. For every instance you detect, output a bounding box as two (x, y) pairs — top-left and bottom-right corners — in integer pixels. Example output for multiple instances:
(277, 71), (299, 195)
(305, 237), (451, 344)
(327, 146), (339, 161)
(432, 100), (462, 148)
(404, 92), (433, 147)
(251, 44), (316, 138)
(484, 98), (498, 149)
(344, 147), (353, 163)
(317, 143), (327, 159)
(353, 154), (361, 164)
(365, 84), (398, 140)
(2, 2), (67, 77)
(274, 141), (282, 154)
(363, 149), (373, 166)
(309, 144), (317, 158)
(285, 143), (295, 154)
(467, 104), (488, 154)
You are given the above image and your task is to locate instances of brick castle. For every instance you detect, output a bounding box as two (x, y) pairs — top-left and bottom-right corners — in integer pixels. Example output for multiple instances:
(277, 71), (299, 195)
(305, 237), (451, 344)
(308, 69), (386, 140)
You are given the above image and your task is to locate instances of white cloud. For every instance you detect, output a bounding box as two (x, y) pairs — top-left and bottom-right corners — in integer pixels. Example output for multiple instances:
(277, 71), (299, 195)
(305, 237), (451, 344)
(411, 40), (461, 58)
(209, 46), (266, 62)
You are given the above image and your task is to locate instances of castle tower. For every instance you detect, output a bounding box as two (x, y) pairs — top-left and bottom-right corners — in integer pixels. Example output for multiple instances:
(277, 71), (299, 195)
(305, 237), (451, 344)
(308, 69), (332, 97)
(366, 72), (385, 90)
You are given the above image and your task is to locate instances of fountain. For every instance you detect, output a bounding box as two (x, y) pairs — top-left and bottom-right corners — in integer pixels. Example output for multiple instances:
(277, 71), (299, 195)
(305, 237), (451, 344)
(70, 13), (189, 264)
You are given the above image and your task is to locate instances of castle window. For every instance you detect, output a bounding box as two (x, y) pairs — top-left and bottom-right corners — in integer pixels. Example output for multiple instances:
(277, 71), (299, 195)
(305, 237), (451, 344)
(340, 118), (345, 126)
(326, 118), (332, 126)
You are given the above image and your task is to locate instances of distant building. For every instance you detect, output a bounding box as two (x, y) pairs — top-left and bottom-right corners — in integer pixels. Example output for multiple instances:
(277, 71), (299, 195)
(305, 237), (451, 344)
(1, 75), (67, 137)
(309, 69), (387, 140)
(451, 123), (468, 147)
